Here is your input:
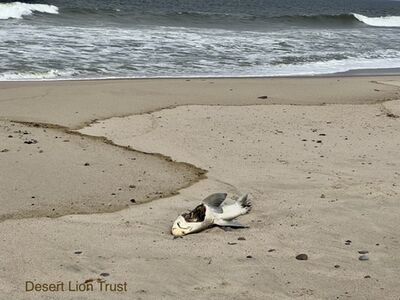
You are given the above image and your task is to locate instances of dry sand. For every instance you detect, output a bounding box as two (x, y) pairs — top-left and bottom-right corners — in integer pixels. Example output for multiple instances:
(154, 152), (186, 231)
(0, 76), (400, 299)
(0, 76), (399, 128)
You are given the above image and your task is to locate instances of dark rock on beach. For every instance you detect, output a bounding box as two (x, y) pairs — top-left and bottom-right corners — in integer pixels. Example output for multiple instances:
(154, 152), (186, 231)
(24, 139), (38, 144)
(296, 254), (308, 260)
(359, 255), (369, 261)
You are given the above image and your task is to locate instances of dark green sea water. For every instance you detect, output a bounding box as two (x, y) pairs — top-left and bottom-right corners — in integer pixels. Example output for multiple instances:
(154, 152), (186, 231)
(1, 0), (400, 80)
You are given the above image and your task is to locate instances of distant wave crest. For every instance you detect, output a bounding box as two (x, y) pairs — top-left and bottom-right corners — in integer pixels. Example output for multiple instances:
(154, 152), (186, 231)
(0, 2), (58, 20)
(0, 70), (72, 81)
(353, 13), (400, 27)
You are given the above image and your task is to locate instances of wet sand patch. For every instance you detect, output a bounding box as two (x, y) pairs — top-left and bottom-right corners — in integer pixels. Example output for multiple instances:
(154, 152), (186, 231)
(0, 120), (205, 222)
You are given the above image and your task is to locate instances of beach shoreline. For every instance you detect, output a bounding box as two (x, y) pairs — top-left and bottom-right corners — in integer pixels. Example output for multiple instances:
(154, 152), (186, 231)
(1, 76), (400, 299)
(2, 66), (400, 83)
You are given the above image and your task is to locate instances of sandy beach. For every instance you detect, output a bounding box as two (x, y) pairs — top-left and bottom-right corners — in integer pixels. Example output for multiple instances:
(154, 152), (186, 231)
(0, 76), (400, 299)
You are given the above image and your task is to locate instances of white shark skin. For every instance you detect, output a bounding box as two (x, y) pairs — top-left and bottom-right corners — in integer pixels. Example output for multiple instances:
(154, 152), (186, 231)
(171, 194), (251, 237)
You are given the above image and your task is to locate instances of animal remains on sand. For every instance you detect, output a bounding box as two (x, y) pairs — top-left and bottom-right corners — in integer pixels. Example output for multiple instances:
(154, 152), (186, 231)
(171, 193), (252, 236)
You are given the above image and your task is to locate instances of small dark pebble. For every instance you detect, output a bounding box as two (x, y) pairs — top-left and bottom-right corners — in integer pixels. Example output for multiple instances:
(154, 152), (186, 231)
(359, 255), (369, 261)
(364, 275), (371, 279)
(74, 251), (82, 255)
(238, 237), (246, 241)
(129, 185), (136, 189)
(296, 254), (308, 260)
(8, 135), (13, 138)
(334, 265), (340, 268)
(130, 199), (136, 203)
(173, 236), (183, 240)
(316, 140), (322, 143)
(258, 96), (268, 99)
(0, 149), (9, 153)
(268, 249), (276, 253)
(84, 162), (90, 166)
(345, 240), (352, 244)
(358, 250), (369, 254)
(100, 273), (110, 277)
(246, 255), (253, 259)
(24, 139), (38, 144)
(386, 113), (398, 119)
(228, 242), (237, 245)
(320, 194), (326, 198)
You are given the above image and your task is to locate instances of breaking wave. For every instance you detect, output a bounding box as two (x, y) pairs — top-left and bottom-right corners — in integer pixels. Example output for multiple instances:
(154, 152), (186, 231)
(0, 2), (58, 20)
(353, 13), (400, 27)
(0, 70), (74, 81)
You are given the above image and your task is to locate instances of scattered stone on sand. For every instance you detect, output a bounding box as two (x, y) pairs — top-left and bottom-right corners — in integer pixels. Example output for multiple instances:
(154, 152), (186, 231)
(238, 237), (246, 241)
(130, 199), (136, 203)
(129, 185), (136, 189)
(24, 139), (38, 144)
(358, 250), (369, 254)
(334, 265), (340, 268)
(246, 255), (253, 259)
(386, 113), (399, 119)
(364, 275), (371, 279)
(359, 255), (369, 261)
(228, 242), (237, 245)
(100, 273), (110, 277)
(74, 251), (82, 255)
(0, 149), (9, 153)
(320, 194), (326, 198)
(296, 254), (308, 261)
(345, 240), (352, 245)
(258, 95), (268, 99)
(268, 249), (276, 253)
(84, 162), (90, 166)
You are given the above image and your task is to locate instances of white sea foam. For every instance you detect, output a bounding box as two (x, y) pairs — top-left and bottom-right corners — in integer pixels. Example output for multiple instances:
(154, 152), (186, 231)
(0, 70), (74, 81)
(0, 2), (58, 20)
(0, 22), (399, 81)
(353, 13), (400, 27)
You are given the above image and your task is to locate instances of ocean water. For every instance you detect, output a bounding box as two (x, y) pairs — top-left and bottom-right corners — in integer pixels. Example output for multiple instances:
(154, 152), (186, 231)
(0, 0), (400, 80)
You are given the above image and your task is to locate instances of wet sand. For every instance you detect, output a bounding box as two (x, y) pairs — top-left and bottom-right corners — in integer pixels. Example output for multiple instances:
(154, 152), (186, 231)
(0, 76), (400, 299)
